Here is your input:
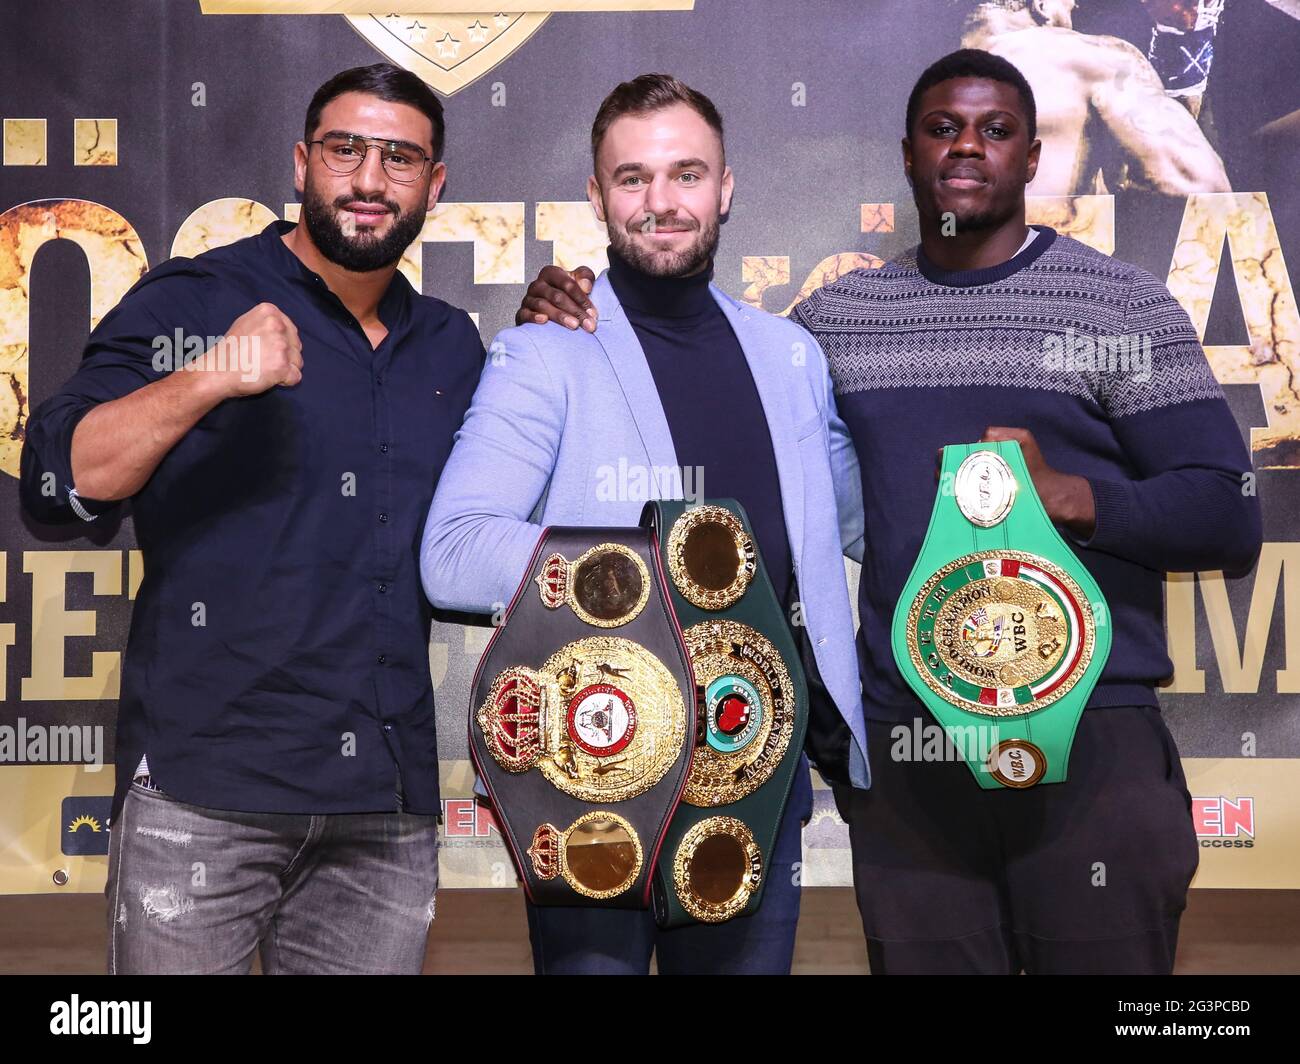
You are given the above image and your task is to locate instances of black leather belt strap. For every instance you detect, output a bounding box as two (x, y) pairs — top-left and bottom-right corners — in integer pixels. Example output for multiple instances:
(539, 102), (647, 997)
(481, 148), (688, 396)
(468, 526), (696, 908)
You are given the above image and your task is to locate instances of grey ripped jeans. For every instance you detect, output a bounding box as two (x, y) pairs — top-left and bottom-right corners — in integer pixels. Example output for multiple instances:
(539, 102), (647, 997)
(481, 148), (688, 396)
(105, 782), (439, 974)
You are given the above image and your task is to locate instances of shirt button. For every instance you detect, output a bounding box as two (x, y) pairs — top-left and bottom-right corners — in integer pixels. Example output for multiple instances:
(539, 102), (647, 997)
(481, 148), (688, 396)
(383, 723), (393, 733)
(377, 654), (387, 665)
(378, 583), (388, 594)
(380, 443), (389, 453)
(379, 512), (389, 523)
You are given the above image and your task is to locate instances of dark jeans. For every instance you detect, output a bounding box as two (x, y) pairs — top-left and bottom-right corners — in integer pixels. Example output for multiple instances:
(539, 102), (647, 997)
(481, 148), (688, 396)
(105, 782), (439, 974)
(836, 706), (1200, 974)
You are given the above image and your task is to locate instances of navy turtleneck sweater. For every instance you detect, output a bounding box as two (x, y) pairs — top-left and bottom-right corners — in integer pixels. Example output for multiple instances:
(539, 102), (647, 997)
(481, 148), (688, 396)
(606, 247), (793, 610)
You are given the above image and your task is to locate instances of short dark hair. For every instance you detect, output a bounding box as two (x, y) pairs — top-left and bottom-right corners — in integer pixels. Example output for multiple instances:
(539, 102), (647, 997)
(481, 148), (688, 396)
(304, 63), (446, 163)
(905, 48), (1037, 142)
(590, 73), (725, 168)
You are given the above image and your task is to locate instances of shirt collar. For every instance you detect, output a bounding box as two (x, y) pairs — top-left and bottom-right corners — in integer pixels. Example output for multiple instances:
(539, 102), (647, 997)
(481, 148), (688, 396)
(259, 220), (413, 330)
(915, 225), (1058, 288)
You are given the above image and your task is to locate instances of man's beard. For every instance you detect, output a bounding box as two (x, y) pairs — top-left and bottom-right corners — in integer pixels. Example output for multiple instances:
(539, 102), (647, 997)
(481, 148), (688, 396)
(606, 209), (720, 277)
(944, 202), (1018, 233)
(916, 182), (1021, 235)
(301, 184), (427, 273)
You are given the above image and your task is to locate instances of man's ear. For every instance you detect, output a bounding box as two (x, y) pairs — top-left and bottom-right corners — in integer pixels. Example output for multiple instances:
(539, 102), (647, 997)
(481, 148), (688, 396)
(1026, 137), (1042, 185)
(293, 141), (308, 196)
(426, 161), (447, 212)
(587, 174), (606, 223)
(901, 137), (913, 187)
(719, 164), (735, 217)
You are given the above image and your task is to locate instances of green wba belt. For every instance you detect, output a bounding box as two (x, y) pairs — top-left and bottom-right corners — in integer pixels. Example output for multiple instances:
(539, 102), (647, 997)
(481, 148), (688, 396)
(644, 499), (808, 927)
(890, 442), (1112, 789)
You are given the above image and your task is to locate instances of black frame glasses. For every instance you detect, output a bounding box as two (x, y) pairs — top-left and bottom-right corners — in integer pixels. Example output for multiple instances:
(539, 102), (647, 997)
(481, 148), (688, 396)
(307, 132), (433, 184)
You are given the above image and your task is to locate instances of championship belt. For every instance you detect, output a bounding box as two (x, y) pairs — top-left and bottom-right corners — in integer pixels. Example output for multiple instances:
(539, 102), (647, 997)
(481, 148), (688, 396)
(643, 500), (808, 927)
(469, 528), (695, 907)
(890, 442), (1112, 789)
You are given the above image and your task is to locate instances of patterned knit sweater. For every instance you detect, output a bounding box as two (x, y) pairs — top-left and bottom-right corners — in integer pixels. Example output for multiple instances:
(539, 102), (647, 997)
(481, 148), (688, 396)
(791, 226), (1263, 722)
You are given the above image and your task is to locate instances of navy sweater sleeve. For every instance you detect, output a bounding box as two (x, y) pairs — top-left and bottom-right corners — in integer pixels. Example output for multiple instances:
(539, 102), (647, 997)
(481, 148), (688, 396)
(1080, 269), (1263, 575)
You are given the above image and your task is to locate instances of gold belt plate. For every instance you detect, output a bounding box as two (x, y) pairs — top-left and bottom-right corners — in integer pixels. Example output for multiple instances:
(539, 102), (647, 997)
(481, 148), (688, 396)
(477, 635), (687, 802)
(681, 620), (795, 807)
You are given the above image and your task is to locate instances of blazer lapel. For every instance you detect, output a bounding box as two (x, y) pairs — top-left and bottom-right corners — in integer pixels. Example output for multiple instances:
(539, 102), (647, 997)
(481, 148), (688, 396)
(711, 286), (807, 565)
(589, 272), (681, 487)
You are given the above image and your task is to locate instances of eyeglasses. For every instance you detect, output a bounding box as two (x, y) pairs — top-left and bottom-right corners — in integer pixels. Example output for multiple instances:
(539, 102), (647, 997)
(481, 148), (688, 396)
(307, 132), (433, 184)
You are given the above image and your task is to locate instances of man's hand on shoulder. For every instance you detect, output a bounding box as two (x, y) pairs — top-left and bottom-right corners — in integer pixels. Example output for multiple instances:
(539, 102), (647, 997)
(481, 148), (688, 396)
(515, 266), (599, 332)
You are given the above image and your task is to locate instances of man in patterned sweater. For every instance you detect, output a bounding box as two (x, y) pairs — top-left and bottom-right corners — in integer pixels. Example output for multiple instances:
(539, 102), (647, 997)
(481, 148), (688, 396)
(786, 48), (1260, 975)
(514, 49), (1261, 974)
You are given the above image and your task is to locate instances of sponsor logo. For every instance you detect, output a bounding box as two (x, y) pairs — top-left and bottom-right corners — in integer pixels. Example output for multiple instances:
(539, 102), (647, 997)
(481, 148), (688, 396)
(61, 796), (113, 856)
(1194, 796), (1256, 848)
(439, 799), (501, 839)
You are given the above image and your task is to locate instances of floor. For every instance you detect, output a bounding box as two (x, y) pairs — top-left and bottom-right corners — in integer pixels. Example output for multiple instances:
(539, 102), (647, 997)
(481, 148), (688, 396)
(3, 888), (1297, 974)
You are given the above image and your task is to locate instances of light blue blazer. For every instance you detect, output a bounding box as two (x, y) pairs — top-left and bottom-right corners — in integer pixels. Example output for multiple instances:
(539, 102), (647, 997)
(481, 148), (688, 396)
(420, 272), (870, 787)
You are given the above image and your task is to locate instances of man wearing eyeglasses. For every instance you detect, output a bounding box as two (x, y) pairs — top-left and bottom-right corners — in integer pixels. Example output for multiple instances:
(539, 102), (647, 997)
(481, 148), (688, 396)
(20, 64), (483, 974)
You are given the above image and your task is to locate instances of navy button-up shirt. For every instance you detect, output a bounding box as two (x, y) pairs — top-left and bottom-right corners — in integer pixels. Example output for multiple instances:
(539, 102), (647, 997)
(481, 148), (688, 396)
(21, 221), (484, 820)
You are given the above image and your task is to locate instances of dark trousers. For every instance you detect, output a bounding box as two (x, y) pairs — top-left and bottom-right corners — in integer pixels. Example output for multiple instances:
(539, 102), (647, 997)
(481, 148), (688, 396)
(525, 764), (812, 974)
(836, 706), (1199, 974)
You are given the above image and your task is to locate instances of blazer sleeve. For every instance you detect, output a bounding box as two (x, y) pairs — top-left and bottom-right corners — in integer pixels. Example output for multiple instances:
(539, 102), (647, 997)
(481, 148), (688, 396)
(420, 325), (566, 614)
(795, 321), (865, 563)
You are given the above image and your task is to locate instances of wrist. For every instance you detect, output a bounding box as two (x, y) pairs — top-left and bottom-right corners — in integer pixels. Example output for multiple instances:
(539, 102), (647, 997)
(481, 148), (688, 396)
(1052, 474), (1096, 537)
(188, 348), (239, 405)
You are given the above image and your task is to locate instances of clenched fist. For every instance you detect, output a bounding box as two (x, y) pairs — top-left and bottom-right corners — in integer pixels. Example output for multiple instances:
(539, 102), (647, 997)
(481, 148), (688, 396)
(203, 302), (303, 397)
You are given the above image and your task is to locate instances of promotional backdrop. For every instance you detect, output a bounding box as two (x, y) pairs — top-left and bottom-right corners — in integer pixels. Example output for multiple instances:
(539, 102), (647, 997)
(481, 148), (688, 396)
(2, 0), (1298, 894)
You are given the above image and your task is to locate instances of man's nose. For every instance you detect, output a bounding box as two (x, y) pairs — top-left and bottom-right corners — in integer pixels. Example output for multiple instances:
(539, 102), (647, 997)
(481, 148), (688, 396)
(350, 146), (390, 198)
(643, 174), (675, 219)
(948, 124), (985, 157)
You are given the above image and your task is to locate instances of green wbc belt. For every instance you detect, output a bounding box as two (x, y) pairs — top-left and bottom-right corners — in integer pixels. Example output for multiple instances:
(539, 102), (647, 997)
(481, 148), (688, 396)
(890, 442), (1112, 789)
(642, 500), (808, 928)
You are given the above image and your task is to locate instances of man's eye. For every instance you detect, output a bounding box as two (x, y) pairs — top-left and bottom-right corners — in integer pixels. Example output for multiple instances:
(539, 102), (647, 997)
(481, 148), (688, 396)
(622, 176), (644, 186)
(336, 145), (360, 156)
(679, 173), (699, 184)
(931, 124), (956, 136)
(985, 126), (1010, 138)
(386, 153), (412, 166)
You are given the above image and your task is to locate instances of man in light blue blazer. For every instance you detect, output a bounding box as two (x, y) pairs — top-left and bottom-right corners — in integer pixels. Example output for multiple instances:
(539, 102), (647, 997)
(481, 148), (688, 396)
(421, 74), (867, 974)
